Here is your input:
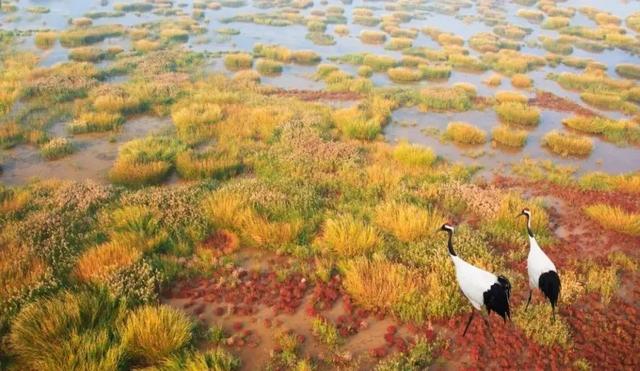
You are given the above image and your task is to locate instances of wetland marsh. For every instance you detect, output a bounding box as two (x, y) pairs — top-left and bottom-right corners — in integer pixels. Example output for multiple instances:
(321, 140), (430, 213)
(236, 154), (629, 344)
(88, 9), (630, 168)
(1, 0), (639, 370)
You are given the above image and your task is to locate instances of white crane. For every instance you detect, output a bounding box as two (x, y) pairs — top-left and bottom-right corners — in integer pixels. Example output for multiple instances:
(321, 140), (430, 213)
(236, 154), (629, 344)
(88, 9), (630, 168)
(441, 223), (511, 338)
(519, 208), (561, 320)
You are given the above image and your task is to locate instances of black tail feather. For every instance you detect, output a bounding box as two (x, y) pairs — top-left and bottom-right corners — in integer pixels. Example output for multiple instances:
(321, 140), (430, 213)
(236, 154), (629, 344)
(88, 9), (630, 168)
(538, 270), (561, 309)
(483, 276), (512, 321)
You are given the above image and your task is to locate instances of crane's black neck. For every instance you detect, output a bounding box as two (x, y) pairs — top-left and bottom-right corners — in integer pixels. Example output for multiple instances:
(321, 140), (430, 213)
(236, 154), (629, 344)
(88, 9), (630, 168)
(524, 213), (534, 238)
(446, 229), (456, 256)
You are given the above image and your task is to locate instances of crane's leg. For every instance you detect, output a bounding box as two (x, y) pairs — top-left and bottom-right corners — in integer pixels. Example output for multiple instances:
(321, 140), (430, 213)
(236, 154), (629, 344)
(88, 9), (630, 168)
(551, 304), (556, 323)
(482, 310), (496, 343)
(525, 290), (532, 311)
(463, 311), (475, 337)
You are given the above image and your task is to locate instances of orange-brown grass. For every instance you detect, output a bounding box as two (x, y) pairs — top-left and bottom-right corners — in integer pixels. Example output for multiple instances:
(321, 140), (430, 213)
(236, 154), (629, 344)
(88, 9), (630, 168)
(75, 241), (141, 283)
(495, 90), (528, 104)
(584, 204), (640, 236)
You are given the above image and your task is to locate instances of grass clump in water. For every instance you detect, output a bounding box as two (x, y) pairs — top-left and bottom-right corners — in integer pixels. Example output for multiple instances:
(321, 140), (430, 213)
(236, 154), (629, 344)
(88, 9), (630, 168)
(542, 130), (593, 157)
(360, 30), (387, 44)
(495, 102), (540, 126)
(492, 125), (528, 147)
(387, 67), (422, 83)
(109, 136), (186, 187)
(419, 86), (474, 112)
(495, 91), (528, 104)
(363, 54), (396, 71)
(224, 53), (253, 70)
(511, 73), (533, 88)
(562, 116), (640, 145)
(615, 64), (640, 80)
(291, 50), (320, 64)
(256, 58), (283, 75)
(443, 122), (487, 144)
(40, 137), (74, 160)
(419, 64), (451, 80)
(34, 31), (57, 49)
(59, 25), (124, 47)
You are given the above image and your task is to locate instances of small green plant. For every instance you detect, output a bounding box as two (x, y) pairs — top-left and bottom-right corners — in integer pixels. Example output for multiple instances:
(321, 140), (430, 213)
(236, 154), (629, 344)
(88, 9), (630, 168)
(311, 318), (341, 349)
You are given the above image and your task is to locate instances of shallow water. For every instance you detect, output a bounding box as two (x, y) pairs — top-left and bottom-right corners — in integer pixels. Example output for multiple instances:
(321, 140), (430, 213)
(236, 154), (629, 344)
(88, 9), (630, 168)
(1, 0), (640, 185)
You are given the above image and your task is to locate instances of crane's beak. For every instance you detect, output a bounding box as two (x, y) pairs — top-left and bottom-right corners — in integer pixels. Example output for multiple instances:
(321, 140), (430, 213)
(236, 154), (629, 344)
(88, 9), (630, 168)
(516, 213), (525, 219)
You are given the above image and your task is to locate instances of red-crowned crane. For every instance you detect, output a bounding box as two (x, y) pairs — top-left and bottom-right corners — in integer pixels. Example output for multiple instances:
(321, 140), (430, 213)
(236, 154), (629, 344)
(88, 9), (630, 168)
(441, 223), (511, 339)
(519, 208), (561, 321)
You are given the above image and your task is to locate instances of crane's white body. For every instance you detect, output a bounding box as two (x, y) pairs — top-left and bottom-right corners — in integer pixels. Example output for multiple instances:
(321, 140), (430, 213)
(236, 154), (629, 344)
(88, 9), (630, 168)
(527, 235), (557, 289)
(451, 255), (499, 310)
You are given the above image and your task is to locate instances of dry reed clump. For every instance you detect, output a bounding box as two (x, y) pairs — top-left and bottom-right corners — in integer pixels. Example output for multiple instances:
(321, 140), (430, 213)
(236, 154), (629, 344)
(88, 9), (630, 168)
(171, 102), (223, 144)
(443, 122), (487, 144)
(542, 130), (593, 157)
(583, 204), (640, 236)
(175, 149), (242, 180)
(40, 137), (74, 160)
